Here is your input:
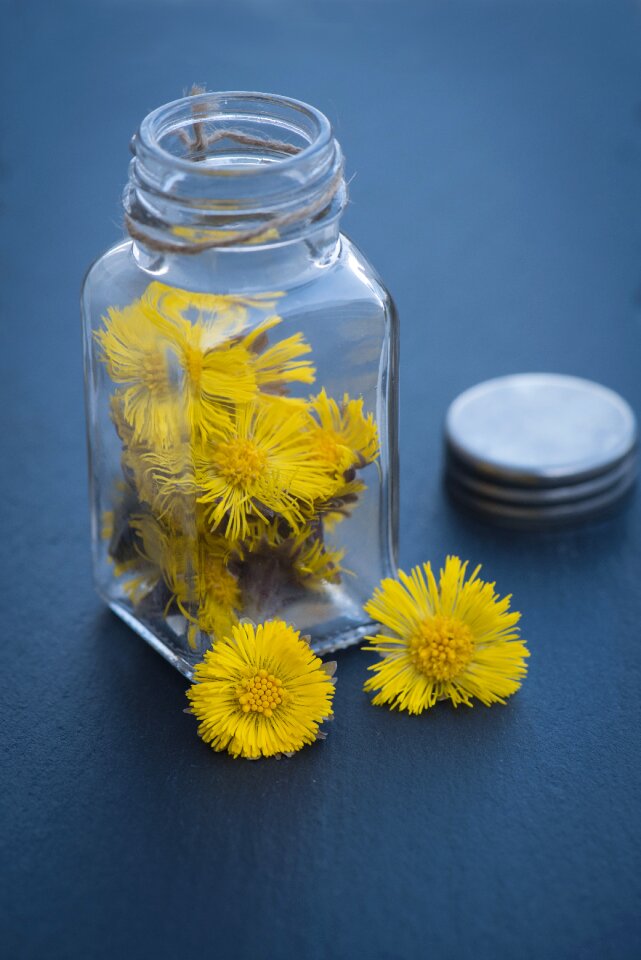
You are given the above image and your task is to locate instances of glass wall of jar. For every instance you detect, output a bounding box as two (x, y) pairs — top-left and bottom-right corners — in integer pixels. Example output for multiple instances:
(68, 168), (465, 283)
(81, 91), (399, 676)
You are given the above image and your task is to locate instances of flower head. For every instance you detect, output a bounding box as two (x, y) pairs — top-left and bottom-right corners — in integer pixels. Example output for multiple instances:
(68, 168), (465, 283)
(287, 528), (346, 588)
(308, 389), (379, 474)
(242, 315), (316, 392)
(96, 298), (255, 447)
(364, 556), (528, 713)
(196, 399), (335, 540)
(187, 620), (336, 758)
(306, 390), (379, 525)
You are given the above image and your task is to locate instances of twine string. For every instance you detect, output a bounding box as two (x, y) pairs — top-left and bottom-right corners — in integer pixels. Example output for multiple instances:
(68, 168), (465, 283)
(125, 89), (344, 255)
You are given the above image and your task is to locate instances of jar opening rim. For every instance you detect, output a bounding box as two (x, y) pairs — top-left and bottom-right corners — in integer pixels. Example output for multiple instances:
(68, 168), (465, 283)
(137, 91), (333, 177)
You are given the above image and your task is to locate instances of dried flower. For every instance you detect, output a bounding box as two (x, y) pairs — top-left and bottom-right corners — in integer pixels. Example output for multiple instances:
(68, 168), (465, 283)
(95, 300), (256, 447)
(187, 620), (336, 759)
(129, 515), (241, 644)
(363, 556), (528, 713)
(196, 400), (335, 540)
(95, 284), (316, 450)
(243, 315), (316, 391)
(308, 388), (379, 476)
(306, 389), (379, 525)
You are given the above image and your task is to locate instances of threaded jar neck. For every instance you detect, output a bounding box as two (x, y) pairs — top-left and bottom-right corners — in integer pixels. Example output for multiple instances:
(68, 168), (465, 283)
(124, 91), (347, 254)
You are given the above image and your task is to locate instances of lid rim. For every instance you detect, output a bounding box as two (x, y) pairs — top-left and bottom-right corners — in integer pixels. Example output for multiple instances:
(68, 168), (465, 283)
(446, 450), (638, 506)
(446, 470), (637, 525)
(445, 440), (639, 488)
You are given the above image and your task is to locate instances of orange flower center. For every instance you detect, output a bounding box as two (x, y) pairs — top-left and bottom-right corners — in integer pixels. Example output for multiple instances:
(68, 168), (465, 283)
(237, 669), (285, 717)
(409, 616), (474, 682)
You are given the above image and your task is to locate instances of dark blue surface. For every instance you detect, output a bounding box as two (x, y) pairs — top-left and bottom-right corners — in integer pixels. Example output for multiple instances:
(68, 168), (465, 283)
(2, 2), (641, 958)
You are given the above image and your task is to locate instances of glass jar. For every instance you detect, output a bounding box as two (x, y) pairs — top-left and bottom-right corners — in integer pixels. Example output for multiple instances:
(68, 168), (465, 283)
(81, 91), (398, 677)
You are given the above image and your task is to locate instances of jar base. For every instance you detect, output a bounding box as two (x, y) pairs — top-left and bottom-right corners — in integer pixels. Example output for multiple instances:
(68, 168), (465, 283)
(108, 599), (375, 678)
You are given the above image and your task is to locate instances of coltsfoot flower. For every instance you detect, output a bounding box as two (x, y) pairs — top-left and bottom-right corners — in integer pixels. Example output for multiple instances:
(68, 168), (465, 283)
(363, 556), (529, 713)
(95, 300), (256, 448)
(196, 400), (335, 540)
(307, 388), (379, 479)
(306, 389), (379, 526)
(96, 283), (316, 451)
(187, 620), (336, 759)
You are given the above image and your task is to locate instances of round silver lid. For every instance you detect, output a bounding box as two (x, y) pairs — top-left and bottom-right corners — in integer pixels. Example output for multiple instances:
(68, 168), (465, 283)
(445, 373), (637, 486)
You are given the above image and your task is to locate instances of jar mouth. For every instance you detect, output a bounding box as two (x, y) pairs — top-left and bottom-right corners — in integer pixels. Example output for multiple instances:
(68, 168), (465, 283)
(138, 91), (333, 176)
(125, 91), (345, 253)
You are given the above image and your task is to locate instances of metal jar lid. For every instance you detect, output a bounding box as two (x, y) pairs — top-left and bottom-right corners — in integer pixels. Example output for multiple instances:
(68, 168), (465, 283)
(444, 373), (638, 526)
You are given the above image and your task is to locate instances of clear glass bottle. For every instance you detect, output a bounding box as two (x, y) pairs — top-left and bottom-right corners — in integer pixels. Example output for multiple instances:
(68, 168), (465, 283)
(81, 91), (398, 677)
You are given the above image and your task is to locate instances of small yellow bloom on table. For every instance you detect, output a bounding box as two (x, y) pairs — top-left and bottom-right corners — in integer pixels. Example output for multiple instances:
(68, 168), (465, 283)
(363, 556), (529, 713)
(187, 620), (336, 759)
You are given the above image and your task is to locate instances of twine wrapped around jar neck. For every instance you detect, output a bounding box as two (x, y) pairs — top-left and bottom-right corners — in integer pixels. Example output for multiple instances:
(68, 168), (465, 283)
(124, 89), (346, 255)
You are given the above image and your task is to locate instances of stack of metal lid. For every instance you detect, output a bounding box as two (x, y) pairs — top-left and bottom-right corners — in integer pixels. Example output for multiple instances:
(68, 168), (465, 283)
(444, 373), (638, 527)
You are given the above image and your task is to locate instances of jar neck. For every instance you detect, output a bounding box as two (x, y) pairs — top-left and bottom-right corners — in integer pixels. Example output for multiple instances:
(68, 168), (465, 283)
(131, 222), (342, 293)
(124, 91), (347, 266)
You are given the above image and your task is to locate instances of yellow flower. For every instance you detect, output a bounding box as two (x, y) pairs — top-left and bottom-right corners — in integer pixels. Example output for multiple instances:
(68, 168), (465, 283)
(124, 513), (193, 605)
(187, 620), (336, 759)
(122, 439), (198, 527)
(243, 316), (316, 392)
(363, 556), (529, 713)
(179, 537), (241, 644)
(307, 389), (379, 474)
(100, 284), (316, 456)
(96, 298), (255, 447)
(147, 283), (315, 394)
(305, 390), (379, 526)
(196, 400), (335, 540)
(234, 522), (346, 613)
(235, 520), (344, 582)
(282, 528), (344, 587)
(129, 515), (241, 645)
(288, 529), (346, 588)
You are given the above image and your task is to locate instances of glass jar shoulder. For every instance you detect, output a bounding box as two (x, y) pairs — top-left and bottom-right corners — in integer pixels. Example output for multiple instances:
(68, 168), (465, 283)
(82, 240), (148, 320)
(334, 234), (394, 313)
(81, 235), (395, 319)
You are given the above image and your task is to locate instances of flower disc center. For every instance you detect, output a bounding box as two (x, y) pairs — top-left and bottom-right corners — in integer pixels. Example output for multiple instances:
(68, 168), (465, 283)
(216, 438), (267, 486)
(409, 615), (474, 681)
(237, 669), (285, 717)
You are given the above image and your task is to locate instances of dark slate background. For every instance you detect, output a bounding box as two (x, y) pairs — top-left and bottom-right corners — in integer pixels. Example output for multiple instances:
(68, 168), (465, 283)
(2, 1), (641, 958)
